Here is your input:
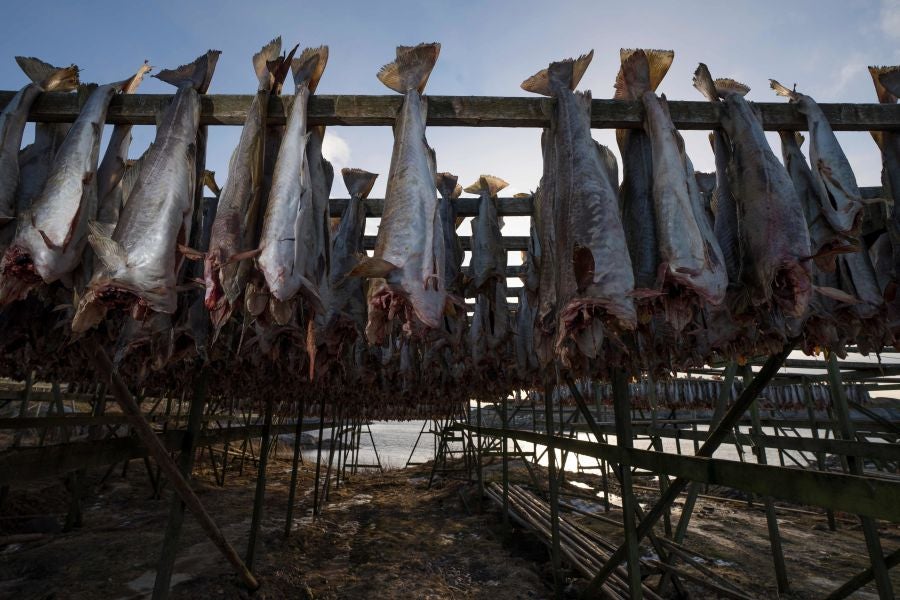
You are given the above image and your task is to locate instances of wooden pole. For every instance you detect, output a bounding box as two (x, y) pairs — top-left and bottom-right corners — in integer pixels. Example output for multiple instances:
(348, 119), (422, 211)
(611, 368), (642, 600)
(85, 339), (258, 591)
(826, 354), (894, 600)
(312, 396), (326, 517)
(544, 381), (563, 599)
(581, 342), (794, 598)
(245, 398), (274, 570)
(502, 392), (510, 531)
(284, 399), (305, 538)
(152, 369), (208, 599)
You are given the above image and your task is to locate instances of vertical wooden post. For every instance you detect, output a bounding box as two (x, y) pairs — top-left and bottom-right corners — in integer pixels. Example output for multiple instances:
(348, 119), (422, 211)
(741, 365), (790, 594)
(803, 379), (836, 530)
(245, 398), (274, 571)
(12, 370), (34, 448)
(543, 381), (563, 599)
(826, 354), (894, 600)
(501, 392), (510, 531)
(476, 399), (484, 506)
(152, 369), (207, 600)
(312, 396), (327, 517)
(284, 399), (306, 538)
(611, 368), (642, 600)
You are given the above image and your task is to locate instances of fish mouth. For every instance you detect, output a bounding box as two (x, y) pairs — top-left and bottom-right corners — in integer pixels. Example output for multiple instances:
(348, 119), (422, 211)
(772, 262), (812, 318)
(0, 247), (41, 305)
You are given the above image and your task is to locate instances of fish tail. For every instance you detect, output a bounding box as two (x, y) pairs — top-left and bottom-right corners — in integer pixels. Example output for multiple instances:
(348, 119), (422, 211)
(435, 172), (459, 200)
(291, 46), (329, 93)
(872, 65), (900, 101)
(154, 50), (221, 93)
(15, 56), (79, 92)
(108, 60), (153, 94)
(342, 168), (378, 200)
(377, 43), (440, 94)
(521, 50), (592, 97)
(253, 37), (282, 92)
(464, 175), (508, 197)
(778, 130), (805, 149)
(615, 49), (673, 100)
(869, 65), (900, 103)
(692, 63), (719, 102)
(769, 78), (798, 101)
(715, 78), (750, 97)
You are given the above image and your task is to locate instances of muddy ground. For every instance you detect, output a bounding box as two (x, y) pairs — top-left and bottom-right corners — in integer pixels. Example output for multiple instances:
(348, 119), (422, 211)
(0, 445), (898, 599)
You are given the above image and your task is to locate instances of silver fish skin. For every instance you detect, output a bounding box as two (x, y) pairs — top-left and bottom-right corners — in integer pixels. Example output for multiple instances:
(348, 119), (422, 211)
(327, 167), (377, 332)
(204, 38), (291, 326)
(356, 43), (445, 344)
(467, 175), (508, 293)
(72, 50), (220, 332)
(771, 80), (863, 239)
(257, 46), (327, 308)
(514, 284), (538, 379)
(436, 173), (463, 295)
(1, 81), (122, 300)
(710, 131), (742, 283)
(300, 124), (334, 290)
(614, 49), (673, 292)
(522, 51), (637, 368)
(694, 64), (811, 318)
(95, 62), (153, 227)
(642, 88), (727, 307)
(0, 58), (79, 223)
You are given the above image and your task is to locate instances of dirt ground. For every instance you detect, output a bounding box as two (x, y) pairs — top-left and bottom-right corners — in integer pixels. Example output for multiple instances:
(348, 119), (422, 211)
(0, 446), (898, 599)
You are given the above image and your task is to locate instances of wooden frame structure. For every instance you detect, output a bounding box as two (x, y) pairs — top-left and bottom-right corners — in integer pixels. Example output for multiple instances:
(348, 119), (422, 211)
(0, 90), (898, 598)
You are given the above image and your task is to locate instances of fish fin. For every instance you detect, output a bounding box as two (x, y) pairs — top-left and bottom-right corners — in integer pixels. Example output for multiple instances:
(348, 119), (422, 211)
(88, 220), (128, 272)
(15, 56), (79, 91)
(227, 248), (262, 264)
(349, 256), (398, 278)
(645, 49), (674, 92)
(815, 285), (861, 305)
(521, 50), (593, 97)
(38, 229), (60, 251)
(435, 172), (459, 200)
(270, 297), (293, 325)
(769, 79), (798, 101)
(617, 49), (672, 99)
(595, 142), (618, 185)
(202, 169), (221, 196)
(122, 144), (151, 200)
(464, 174), (509, 197)
(869, 65), (900, 103)
(297, 275), (325, 314)
(154, 50), (221, 93)
(292, 46), (329, 93)
(715, 78), (750, 97)
(692, 63), (719, 102)
(118, 61), (153, 95)
(377, 43), (440, 95)
(253, 37), (282, 92)
(873, 65), (900, 100)
(177, 244), (205, 261)
(342, 167), (378, 199)
(91, 221), (115, 238)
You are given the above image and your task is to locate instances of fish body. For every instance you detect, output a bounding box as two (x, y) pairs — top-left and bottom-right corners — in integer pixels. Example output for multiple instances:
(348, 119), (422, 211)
(72, 50), (220, 332)
(467, 175), (508, 293)
(522, 51), (636, 369)
(694, 64), (811, 318)
(771, 80), (863, 239)
(257, 47), (327, 312)
(356, 43), (445, 343)
(0, 57), (79, 223)
(1, 80), (123, 303)
(437, 173), (463, 295)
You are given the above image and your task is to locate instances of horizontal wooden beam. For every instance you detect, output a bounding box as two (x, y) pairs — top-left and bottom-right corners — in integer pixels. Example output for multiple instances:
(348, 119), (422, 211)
(2, 92), (900, 131)
(0, 421), (326, 484)
(363, 234), (529, 251)
(464, 425), (900, 522)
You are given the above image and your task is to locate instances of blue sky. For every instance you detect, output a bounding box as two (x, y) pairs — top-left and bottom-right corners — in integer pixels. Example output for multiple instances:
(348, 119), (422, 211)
(1, 0), (898, 247)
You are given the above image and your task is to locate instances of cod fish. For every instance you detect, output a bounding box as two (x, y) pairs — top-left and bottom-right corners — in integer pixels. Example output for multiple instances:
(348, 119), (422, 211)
(204, 38), (296, 331)
(95, 61), (153, 228)
(694, 63), (811, 318)
(467, 174), (508, 294)
(0, 66), (145, 304)
(615, 49), (672, 293)
(72, 50), (221, 332)
(437, 172), (463, 295)
(522, 50), (636, 369)
(0, 57), (79, 224)
(625, 50), (726, 331)
(352, 43), (446, 343)
(326, 167), (377, 335)
(257, 46), (328, 322)
(770, 79), (864, 241)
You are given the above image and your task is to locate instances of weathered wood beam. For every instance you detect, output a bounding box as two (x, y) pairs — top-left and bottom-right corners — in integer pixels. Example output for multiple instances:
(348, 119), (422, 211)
(364, 235), (528, 251)
(4, 92), (900, 131)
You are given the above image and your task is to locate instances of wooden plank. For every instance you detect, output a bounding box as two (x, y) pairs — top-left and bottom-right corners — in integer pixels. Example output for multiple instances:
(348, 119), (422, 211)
(3, 92), (900, 131)
(464, 424), (900, 522)
(364, 235), (528, 251)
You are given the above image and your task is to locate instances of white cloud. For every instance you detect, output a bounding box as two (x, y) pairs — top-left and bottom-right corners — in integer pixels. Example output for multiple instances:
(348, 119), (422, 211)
(322, 129), (351, 176)
(882, 0), (900, 39)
